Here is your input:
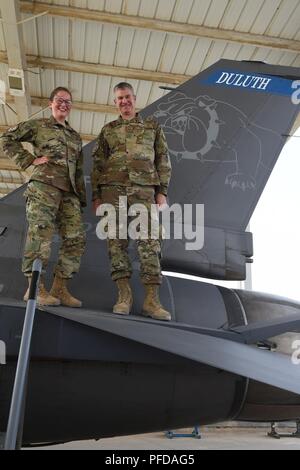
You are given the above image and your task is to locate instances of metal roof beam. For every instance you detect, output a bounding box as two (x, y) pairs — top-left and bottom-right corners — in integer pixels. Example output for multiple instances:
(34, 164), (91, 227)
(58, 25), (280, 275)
(0, 174), (24, 184)
(20, 0), (300, 53)
(0, 157), (19, 171)
(28, 55), (187, 85)
(0, 52), (188, 85)
(1, 0), (32, 121)
(5, 94), (119, 115)
(31, 97), (119, 115)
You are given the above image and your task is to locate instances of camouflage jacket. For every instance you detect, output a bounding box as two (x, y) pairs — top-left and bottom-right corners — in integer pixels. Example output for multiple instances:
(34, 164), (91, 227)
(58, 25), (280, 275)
(91, 114), (171, 200)
(1, 116), (87, 207)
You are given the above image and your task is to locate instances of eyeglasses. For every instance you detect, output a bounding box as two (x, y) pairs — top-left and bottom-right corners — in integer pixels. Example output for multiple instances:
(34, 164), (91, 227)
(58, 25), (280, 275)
(54, 97), (73, 107)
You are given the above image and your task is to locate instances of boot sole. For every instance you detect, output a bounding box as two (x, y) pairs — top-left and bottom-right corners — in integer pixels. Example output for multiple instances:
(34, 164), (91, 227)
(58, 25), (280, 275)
(38, 300), (61, 307)
(141, 311), (171, 321)
(113, 309), (130, 315)
(113, 302), (132, 315)
(52, 297), (82, 308)
(61, 303), (82, 308)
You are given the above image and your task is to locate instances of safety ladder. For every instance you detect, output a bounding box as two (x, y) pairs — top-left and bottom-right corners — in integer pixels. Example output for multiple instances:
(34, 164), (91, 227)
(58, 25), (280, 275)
(2, 260), (42, 451)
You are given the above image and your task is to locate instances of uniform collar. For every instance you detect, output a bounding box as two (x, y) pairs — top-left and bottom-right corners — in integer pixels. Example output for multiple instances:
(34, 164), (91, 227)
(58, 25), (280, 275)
(118, 113), (143, 124)
(49, 115), (72, 129)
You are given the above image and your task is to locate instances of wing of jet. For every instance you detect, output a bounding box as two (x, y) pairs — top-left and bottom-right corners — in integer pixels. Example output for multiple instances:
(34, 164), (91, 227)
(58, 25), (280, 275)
(1, 280), (300, 446)
(39, 304), (300, 396)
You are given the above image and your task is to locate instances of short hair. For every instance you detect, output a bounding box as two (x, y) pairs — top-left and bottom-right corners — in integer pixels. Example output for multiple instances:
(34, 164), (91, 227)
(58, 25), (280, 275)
(113, 82), (135, 95)
(49, 87), (73, 102)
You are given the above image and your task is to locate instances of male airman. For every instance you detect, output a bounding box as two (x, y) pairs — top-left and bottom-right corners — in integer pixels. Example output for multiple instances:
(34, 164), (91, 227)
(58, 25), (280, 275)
(92, 82), (171, 321)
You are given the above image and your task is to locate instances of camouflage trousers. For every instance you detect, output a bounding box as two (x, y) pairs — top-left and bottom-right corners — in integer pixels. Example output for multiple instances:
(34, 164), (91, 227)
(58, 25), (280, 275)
(101, 185), (162, 285)
(23, 181), (86, 279)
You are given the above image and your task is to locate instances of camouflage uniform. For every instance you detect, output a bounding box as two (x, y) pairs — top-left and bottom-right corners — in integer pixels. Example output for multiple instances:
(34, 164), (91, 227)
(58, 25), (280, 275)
(92, 114), (171, 284)
(1, 116), (86, 278)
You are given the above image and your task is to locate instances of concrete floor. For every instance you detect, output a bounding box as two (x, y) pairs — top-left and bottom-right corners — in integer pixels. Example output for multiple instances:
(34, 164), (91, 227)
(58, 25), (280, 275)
(28, 427), (300, 450)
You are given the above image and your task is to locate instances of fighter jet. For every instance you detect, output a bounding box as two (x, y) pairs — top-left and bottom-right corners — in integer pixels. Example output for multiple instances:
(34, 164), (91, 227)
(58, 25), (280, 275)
(0, 60), (300, 446)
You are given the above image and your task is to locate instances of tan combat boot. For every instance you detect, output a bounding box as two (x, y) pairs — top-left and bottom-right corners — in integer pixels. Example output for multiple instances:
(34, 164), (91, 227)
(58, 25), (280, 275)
(113, 278), (133, 315)
(23, 277), (61, 307)
(142, 285), (171, 321)
(50, 275), (82, 308)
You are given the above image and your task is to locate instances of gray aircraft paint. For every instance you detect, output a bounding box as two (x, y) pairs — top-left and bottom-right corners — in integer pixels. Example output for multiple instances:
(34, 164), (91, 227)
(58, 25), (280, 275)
(0, 340), (5, 365)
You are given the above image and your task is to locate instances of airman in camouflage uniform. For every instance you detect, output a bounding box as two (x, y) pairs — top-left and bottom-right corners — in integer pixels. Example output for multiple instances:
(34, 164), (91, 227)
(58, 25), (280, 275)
(92, 82), (172, 321)
(1, 87), (86, 307)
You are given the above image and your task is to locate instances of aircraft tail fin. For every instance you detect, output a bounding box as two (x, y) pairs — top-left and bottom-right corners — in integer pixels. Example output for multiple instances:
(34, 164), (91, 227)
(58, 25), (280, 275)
(141, 60), (300, 280)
